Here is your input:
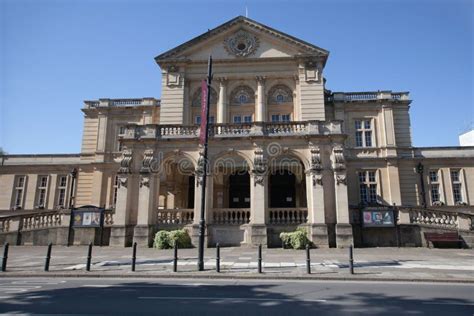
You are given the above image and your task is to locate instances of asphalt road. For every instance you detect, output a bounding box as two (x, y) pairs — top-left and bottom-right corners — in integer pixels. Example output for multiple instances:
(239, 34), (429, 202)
(0, 278), (472, 315)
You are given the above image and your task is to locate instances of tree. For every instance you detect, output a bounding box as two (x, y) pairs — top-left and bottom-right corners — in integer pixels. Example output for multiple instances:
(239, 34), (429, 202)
(0, 147), (6, 156)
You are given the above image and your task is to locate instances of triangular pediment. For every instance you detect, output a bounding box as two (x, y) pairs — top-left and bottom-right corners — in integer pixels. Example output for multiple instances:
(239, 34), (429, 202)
(155, 16), (329, 64)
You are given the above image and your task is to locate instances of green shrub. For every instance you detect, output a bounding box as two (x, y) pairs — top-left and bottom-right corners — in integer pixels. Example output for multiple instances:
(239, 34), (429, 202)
(153, 229), (192, 249)
(279, 228), (311, 249)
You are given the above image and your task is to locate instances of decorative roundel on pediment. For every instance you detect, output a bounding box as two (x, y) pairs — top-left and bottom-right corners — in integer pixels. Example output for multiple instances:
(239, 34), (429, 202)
(224, 30), (259, 57)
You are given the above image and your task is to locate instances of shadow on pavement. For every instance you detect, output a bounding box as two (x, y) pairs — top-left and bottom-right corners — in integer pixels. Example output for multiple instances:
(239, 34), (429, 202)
(0, 281), (473, 315)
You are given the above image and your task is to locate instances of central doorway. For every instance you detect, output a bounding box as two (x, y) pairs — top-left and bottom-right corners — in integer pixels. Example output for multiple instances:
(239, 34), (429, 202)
(228, 172), (250, 208)
(269, 170), (296, 207)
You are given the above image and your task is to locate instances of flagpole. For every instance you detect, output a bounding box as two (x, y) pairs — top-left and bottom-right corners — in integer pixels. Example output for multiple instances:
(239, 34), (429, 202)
(198, 55), (212, 271)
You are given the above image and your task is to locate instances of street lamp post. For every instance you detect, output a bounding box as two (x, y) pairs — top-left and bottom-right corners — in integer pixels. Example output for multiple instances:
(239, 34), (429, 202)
(197, 56), (213, 271)
(67, 168), (78, 246)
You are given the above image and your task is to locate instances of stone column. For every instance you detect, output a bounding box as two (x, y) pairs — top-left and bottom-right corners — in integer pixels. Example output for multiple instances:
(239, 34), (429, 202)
(255, 77), (266, 122)
(217, 78), (227, 123)
(248, 146), (268, 246)
(305, 145), (328, 247)
(191, 158), (213, 247)
(332, 146), (353, 248)
(133, 150), (159, 247)
(110, 150), (135, 247)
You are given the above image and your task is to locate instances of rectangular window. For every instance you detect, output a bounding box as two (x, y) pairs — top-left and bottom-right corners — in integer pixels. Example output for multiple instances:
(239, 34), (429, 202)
(428, 169), (441, 205)
(355, 119), (374, 147)
(12, 175), (26, 209)
(36, 176), (48, 208)
(118, 126), (126, 136)
(358, 170), (377, 204)
(355, 131), (363, 147)
(281, 114), (290, 122)
(452, 183), (462, 204)
(450, 170), (460, 182)
(56, 175), (68, 208)
(233, 115), (242, 123)
(117, 125), (126, 151)
(450, 169), (463, 204)
(271, 115), (280, 122)
(195, 116), (214, 124)
(430, 184), (440, 203)
(429, 170), (438, 183)
(244, 115), (252, 123)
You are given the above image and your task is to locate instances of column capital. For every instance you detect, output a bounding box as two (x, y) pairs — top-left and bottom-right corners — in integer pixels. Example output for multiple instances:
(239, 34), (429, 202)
(256, 76), (266, 84)
(216, 77), (228, 85)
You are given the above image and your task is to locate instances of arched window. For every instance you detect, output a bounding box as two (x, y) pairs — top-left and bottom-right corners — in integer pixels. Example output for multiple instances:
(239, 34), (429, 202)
(230, 85), (255, 106)
(268, 85), (293, 105)
(191, 87), (218, 107)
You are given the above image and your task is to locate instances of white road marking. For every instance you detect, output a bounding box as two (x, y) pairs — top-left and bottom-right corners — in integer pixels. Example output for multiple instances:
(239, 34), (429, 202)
(422, 302), (474, 306)
(138, 296), (327, 302)
(12, 280), (66, 285)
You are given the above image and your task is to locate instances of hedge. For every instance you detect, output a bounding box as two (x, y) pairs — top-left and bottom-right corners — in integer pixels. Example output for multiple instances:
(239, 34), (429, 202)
(153, 229), (192, 249)
(279, 228), (311, 249)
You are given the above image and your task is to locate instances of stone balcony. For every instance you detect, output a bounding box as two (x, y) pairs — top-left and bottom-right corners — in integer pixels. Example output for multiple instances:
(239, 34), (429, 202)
(120, 120), (343, 141)
(330, 91), (410, 102)
(83, 98), (160, 109)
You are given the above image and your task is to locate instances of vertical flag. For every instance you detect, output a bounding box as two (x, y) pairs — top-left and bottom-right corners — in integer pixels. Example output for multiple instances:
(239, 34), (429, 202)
(199, 79), (208, 145)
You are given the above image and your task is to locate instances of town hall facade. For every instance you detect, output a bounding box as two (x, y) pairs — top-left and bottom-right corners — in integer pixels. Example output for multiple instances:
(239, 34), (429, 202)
(1, 16), (473, 248)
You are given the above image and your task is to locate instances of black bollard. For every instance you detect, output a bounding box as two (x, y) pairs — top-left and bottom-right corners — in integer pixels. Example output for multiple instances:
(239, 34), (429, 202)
(173, 242), (178, 272)
(131, 242), (137, 272)
(349, 244), (354, 275)
(44, 243), (52, 272)
(1, 243), (9, 272)
(216, 243), (220, 273)
(306, 244), (311, 274)
(258, 244), (262, 273)
(86, 242), (92, 272)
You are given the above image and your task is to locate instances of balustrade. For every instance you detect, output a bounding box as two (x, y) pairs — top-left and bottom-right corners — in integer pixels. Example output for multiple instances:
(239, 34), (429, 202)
(21, 212), (63, 231)
(124, 121), (342, 141)
(265, 122), (307, 135)
(268, 208), (308, 224)
(156, 209), (194, 225)
(409, 209), (458, 229)
(212, 124), (252, 137)
(212, 208), (250, 225)
(0, 218), (11, 233)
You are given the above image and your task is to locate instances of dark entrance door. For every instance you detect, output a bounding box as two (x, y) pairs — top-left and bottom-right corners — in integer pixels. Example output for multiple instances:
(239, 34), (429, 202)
(187, 176), (195, 209)
(229, 172), (250, 208)
(270, 170), (296, 207)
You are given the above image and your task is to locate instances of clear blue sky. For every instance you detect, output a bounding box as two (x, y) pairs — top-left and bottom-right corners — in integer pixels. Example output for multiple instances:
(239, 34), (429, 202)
(0, 0), (472, 154)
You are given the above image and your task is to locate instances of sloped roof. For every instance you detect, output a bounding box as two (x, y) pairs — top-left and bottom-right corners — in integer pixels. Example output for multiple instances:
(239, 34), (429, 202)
(155, 16), (329, 63)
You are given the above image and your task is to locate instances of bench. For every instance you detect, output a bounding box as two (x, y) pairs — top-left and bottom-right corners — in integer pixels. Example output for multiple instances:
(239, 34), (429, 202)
(424, 232), (463, 248)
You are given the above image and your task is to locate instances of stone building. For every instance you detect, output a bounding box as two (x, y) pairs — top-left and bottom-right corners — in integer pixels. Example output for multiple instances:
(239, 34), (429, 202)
(1, 16), (473, 248)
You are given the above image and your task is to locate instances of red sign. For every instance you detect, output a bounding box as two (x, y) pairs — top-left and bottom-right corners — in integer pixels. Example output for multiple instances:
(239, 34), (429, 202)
(199, 79), (208, 144)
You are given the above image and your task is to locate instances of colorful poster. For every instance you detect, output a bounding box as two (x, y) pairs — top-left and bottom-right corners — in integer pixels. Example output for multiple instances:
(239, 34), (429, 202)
(362, 210), (395, 227)
(71, 208), (104, 227)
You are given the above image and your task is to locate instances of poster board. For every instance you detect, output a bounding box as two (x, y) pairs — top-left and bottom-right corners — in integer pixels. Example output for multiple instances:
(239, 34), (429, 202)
(362, 209), (395, 228)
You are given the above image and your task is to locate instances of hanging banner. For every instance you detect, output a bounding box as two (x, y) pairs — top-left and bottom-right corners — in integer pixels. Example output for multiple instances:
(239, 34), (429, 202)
(199, 79), (208, 145)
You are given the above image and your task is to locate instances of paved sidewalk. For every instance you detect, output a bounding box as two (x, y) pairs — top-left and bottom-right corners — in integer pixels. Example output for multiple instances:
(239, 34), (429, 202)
(1, 246), (473, 283)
